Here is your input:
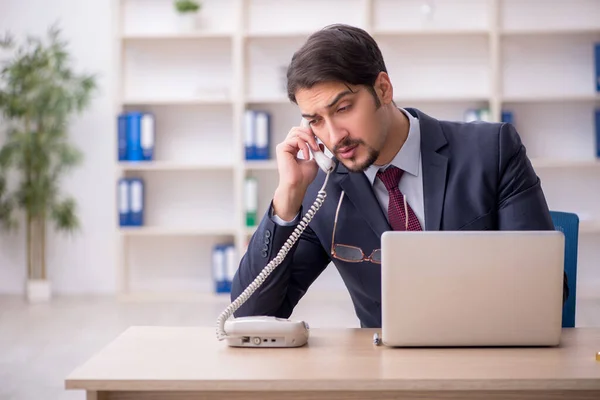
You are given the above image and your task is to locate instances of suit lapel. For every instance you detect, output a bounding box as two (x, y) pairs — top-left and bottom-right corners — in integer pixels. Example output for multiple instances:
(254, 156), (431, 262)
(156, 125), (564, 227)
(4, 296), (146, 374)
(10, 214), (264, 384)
(407, 108), (449, 231)
(336, 163), (391, 238)
(422, 149), (448, 231)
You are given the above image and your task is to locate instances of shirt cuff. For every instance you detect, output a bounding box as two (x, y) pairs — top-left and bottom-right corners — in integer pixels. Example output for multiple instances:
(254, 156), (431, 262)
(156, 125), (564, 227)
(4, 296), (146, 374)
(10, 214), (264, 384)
(270, 205), (300, 226)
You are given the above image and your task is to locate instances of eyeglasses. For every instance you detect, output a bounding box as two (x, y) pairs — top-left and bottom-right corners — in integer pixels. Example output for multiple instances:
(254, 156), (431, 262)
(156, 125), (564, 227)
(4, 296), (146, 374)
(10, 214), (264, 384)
(330, 191), (382, 264)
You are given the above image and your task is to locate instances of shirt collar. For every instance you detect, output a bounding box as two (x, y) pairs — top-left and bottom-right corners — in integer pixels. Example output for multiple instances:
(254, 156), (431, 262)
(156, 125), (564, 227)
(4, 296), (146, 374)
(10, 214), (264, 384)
(364, 108), (421, 186)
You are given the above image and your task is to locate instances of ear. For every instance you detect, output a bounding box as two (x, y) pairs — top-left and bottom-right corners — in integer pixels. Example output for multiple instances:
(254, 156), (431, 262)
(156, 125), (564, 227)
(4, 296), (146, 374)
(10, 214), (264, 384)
(375, 72), (394, 105)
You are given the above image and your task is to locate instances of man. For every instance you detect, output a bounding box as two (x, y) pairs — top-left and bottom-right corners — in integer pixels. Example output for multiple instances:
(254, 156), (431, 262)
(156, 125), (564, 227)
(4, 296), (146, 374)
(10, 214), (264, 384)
(231, 24), (568, 328)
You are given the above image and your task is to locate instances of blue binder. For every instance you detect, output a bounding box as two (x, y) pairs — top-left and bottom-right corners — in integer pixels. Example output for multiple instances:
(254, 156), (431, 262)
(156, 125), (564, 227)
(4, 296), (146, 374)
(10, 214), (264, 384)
(501, 110), (514, 125)
(126, 112), (143, 161)
(128, 177), (145, 226)
(118, 112), (155, 162)
(254, 111), (271, 160)
(225, 244), (236, 291)
(117, 178), (130, 226)
(595, 108), (600, 158)
(213, 244), (229, 293)
(117, 114), (128, 161)
(595, 43), (600, 92)
(139, 113), (155, 161)
(244, 110), (256, 160)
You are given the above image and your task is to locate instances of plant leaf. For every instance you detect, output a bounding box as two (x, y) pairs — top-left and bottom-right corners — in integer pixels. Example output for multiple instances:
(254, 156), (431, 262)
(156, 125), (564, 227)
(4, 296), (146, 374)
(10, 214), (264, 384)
(51, 197), (79, 233)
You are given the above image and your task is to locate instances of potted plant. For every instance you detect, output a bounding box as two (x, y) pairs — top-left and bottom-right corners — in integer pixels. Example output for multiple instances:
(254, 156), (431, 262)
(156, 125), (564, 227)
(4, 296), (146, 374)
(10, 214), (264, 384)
(0, 25), (97, 302)
(174, 0), (202, 32)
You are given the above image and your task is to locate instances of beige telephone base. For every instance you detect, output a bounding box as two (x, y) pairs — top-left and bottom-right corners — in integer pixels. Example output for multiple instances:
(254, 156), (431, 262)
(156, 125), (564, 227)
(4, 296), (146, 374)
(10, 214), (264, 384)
(224, 316), (309, 348)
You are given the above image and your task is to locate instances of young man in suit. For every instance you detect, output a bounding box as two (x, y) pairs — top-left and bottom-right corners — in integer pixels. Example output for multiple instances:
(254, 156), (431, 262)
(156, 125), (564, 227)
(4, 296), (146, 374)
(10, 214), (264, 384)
(231, 24), (567, 328)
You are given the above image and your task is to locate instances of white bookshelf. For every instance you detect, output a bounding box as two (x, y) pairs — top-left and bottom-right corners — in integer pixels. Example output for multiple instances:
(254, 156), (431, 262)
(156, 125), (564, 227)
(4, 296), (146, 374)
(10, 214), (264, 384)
(115, 0), (600, 299)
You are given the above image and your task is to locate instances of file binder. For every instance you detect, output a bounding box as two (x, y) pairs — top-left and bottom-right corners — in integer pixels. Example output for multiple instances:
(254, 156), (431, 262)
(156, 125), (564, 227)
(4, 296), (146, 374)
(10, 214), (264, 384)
(140, 113), (155, 161)
(245, 177), (258, 227)
(128, 178), (145, 226)
(595, 43), (599, 92)
(595, 108), (600, 158)
(464, 108), (492, 123)
(124, 112), (155, 162)
(213, 244), (230, 293)
(117, 114), (128, 161)
(126, 112), (144, 161)
(225, 244), (237, 291)
(118, 178), (130, 226)
(254, 111), (271, 160)
(478, 108), (490, 122)
(464, 109), (479, 122)
(244, 110), (256, 160)
(501, 111), (514, 125)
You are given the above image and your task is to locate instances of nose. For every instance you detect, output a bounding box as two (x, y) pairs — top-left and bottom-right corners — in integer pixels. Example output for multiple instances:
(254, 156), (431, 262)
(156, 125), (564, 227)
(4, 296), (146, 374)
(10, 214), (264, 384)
(326, 120), (347, 148)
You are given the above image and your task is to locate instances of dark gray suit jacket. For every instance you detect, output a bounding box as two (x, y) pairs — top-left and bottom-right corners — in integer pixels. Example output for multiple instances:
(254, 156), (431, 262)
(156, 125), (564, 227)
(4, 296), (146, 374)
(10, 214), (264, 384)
(231, 108), (568, 328)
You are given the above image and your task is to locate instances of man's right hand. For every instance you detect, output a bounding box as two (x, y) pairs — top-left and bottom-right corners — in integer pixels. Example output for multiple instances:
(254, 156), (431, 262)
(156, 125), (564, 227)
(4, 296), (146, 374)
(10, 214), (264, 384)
(272, 123), (324, 221)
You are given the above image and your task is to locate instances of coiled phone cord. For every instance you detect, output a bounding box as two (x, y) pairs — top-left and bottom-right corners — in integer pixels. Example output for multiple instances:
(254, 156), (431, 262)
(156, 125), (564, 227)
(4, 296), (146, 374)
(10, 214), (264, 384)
(216, 171), (332, 341)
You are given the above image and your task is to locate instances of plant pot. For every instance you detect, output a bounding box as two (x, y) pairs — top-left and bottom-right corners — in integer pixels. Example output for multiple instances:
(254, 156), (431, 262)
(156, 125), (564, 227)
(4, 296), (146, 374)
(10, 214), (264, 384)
(177, 12), (197, 32)
(26, 279), (51, 303)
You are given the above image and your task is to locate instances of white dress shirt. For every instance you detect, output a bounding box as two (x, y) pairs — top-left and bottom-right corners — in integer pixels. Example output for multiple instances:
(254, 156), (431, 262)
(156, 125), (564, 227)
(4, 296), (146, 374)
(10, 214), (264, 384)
(363, 108), (425, 229)
(272, 108), (425, 229)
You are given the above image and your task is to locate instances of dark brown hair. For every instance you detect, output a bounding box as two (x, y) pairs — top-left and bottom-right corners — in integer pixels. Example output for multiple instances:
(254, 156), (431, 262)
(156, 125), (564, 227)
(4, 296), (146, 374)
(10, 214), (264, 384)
(286, 24), (388, 106)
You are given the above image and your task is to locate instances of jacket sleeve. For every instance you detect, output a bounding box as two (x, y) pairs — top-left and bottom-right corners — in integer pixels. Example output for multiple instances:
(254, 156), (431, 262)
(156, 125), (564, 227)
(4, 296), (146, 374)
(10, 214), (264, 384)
(231, 200), (331, 318)
(496, 122), (569, 304)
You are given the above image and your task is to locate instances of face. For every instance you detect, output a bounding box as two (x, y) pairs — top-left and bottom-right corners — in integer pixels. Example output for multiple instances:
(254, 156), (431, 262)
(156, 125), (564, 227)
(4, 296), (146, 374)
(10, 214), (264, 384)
(295, 74), (394, 172)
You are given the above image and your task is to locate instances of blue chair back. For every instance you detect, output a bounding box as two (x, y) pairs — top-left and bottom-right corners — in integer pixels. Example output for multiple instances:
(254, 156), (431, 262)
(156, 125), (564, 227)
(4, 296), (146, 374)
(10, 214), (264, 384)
(550, 211), (579, 328)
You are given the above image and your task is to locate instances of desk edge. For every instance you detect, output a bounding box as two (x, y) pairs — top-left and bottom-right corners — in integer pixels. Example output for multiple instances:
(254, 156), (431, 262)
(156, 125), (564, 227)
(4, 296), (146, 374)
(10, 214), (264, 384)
(65, 378), (600, 392)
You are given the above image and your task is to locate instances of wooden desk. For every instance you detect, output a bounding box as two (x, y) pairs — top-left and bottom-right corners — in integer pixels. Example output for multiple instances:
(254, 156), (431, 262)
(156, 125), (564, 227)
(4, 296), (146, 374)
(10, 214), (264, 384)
(66, 327), (600, 400)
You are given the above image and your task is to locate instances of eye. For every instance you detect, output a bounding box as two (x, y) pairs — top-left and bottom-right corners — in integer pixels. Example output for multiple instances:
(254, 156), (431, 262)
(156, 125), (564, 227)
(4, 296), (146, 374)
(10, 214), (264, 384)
(337, 104), (351, 113)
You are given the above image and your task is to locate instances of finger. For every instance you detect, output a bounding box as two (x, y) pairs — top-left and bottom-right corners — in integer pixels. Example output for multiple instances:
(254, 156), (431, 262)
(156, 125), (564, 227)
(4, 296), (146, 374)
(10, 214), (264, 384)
(298, 132), (320, 153)
(277, 136), (308, 159)
(288, 128), (319, 151)
(302, 140), (311, 160)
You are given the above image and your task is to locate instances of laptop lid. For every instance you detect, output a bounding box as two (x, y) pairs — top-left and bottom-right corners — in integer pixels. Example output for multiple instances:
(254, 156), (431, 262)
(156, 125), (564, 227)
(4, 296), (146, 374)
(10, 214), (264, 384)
(380, 231), (565, 347)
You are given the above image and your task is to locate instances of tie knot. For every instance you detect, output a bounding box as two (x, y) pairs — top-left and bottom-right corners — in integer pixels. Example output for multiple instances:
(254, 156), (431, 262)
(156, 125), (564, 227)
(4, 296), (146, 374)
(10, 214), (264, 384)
(377, 165), (403, 192)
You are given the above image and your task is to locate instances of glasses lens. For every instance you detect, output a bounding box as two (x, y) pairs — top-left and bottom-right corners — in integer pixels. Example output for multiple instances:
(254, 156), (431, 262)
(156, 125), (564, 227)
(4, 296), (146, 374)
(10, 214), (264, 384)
(371, 249), (382, 263)
(333, 245), (364, 262)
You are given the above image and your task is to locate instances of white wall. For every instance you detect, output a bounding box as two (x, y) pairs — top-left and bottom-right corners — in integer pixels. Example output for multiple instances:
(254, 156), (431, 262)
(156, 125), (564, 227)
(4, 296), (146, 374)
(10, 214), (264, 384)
(0, 0), (117, 294)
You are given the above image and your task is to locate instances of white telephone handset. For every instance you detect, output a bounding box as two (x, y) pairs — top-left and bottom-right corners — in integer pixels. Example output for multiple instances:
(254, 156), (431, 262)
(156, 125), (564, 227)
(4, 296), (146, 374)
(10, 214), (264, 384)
(216, 118), (334, 347)
(300, 118), (335, 173)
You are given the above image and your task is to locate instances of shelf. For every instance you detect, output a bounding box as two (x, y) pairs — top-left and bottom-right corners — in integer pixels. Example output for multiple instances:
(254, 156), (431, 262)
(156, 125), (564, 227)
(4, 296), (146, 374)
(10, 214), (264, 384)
(580, 220), (600, 234)
(122, 32), (233, 40)
(119, 161), (234, 172)
(531, 159), (600, 169)
(111, 0), (600, 301)
(123, 97), (232, 106)
(244, 160), (278, 171)
(245, 96), (289, 104)
(119, 227), (236, 237)
(244, 31), (311, 39)
(373, 28), (490, 37)
(395, 95), (490, 103)
(500, 28), (600, 36)
(501, 94), (600, 103)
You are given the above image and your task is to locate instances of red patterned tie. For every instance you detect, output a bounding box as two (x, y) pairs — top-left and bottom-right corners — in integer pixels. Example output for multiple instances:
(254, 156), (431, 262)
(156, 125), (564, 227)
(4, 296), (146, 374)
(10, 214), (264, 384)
(377, 166), (422, 231)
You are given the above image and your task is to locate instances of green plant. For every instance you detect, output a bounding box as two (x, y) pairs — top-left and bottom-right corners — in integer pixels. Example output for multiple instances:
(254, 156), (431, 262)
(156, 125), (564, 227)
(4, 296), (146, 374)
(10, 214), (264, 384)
(0, 24), (97, 281)
(174, 0), (201, 13)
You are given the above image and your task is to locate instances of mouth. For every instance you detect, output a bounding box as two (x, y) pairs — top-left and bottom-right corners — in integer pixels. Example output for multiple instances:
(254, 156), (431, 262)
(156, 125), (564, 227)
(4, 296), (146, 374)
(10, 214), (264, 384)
(337, 144), (358, 160)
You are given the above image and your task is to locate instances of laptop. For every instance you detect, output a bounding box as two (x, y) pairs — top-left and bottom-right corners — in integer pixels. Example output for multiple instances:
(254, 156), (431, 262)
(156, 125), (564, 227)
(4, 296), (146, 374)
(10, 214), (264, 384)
(380, 231), (565, 347)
